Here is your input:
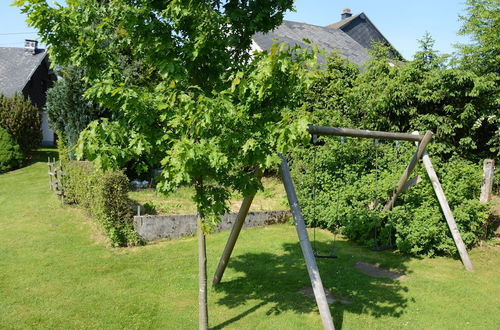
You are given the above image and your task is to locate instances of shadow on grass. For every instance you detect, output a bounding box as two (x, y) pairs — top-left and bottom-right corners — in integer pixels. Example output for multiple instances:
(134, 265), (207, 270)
(213, 240), (413, 329)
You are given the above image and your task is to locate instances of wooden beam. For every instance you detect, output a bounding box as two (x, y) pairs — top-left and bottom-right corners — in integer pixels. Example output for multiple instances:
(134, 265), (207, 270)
(419, 149), (474, 271)
(308, 126), (425, 142)
(279, 154), (335, 330)
(384, 131), (433, 211)
(480, 159), (495, 203)
(212, 169), (262, 285)
(402, 175), (422, 192)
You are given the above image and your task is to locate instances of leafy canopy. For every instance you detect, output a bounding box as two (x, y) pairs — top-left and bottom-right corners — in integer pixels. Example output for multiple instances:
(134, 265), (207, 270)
(16, 0), (316, 222)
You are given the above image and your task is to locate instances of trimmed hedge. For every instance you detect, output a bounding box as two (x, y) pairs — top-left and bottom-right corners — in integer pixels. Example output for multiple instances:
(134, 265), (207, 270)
(64, 160), (142, 247)
(0, 127), (24, 173)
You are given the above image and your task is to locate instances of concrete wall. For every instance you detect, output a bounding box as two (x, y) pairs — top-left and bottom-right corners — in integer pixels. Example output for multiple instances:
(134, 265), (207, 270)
(134, 210), (290, 241)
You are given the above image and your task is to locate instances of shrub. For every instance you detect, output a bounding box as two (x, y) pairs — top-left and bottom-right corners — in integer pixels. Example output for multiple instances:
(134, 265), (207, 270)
(64, 160), (142, 247)
(290, 138), (490, 257)
(45, 66), (105, 153)
(0, 94), (41, 154)
(0, 127), (24, 173)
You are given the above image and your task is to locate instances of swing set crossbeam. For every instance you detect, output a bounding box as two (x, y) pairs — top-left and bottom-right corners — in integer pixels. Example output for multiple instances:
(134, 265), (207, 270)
(308, 125), (425, 142)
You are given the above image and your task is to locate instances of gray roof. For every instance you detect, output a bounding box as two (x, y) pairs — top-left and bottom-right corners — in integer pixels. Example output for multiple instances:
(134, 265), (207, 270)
(328, 13), (403, 60)
(252, 20), (370, 66)
(327, 13), (361, 29)
(0, 47), (47, 97)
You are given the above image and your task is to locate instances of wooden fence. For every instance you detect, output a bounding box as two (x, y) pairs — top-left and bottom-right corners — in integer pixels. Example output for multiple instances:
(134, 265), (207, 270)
(48, 157), (65, 203)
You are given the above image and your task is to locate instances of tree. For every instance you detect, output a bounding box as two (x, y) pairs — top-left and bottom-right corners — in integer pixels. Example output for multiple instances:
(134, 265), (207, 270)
(347, 38), (499, 159)
(457, 0), (500, 156)
(458, 0), (500, 76)
(45, 66), (105, 156)
(16, 1), (315, 328)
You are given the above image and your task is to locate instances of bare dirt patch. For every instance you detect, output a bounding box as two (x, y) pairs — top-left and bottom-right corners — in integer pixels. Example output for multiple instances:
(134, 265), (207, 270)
(355, 261), (406, 280)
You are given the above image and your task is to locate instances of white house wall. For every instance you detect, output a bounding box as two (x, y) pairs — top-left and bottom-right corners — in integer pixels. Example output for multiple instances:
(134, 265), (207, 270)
(41, 111), (54, 145)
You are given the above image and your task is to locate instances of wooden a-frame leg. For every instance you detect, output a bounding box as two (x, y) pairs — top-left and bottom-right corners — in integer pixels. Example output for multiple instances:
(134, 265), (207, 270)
(384, 131), (434, 211)
(279, 154), (335, 330)
(419, 149), (474, 271)
(212, 169), (262, 285)
(212, 194), (256, 285)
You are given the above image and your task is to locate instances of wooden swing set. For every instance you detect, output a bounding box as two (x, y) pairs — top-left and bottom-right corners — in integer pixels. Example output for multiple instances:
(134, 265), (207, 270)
(212, 126), (474, 330)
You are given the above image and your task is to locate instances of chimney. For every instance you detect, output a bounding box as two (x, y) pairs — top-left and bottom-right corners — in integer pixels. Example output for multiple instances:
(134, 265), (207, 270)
(24, 39), (38, 55)
(341, 8), (352, 20)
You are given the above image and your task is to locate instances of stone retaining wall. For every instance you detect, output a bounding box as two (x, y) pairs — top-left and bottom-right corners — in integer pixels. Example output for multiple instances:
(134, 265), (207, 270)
(133, 210), (291, 241)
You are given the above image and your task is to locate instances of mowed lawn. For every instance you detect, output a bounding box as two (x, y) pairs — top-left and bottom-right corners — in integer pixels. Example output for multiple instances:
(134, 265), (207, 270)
(0, 150), (499, 329)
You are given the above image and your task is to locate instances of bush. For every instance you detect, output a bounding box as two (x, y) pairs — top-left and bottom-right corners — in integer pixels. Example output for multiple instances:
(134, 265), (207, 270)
(290, 138), (490, 257)
(0, 127), (24, 173)
(45, 66), (105, 153)
(64, 160), (142, 247)
(0, 94), (41, 154)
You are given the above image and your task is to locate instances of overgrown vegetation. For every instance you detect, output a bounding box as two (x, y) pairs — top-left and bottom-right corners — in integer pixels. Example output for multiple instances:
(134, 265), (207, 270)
(0, 127), (23, 173)
(0, 93), (41, 155)
(291, 139), (490, 257)
(64, 160), (141, 247)
(291, 1), (499, 257)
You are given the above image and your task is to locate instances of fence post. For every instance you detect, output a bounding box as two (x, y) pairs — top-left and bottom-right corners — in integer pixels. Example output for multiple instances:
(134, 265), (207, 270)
(48, 157), (53, 191)
(480, 159), (495, 203)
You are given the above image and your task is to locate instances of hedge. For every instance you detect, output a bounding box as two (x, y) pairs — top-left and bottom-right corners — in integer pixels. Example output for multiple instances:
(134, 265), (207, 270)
(0, 127), (24, 173)
(0, 94), (41, 154)
(64, 160), (142, 247)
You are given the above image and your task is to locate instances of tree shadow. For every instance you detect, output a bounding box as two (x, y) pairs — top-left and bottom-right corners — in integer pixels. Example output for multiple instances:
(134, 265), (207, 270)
(213, 239), (413, 329)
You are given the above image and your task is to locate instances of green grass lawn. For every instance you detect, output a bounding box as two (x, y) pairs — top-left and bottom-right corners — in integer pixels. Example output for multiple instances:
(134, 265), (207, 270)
(129, 176), (287, 214)
(1, 149), (499, 329)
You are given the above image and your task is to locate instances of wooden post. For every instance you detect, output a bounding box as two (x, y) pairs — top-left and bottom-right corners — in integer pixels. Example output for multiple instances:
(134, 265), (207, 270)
(197, 214), (208, 330)
(279, 154), (335, 330)
(418, 147), (474, 271)
(213, 195), (256, 285)
(195, 179), (208, 330)
(384, 131), (433, 211)
(48, 157), (53, 191)
(480, 159), (495, 203)
(212, 169), (262, 285)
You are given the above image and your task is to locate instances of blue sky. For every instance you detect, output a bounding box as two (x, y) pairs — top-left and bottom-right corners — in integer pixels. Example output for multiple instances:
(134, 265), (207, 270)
(0, 1), (469, 59)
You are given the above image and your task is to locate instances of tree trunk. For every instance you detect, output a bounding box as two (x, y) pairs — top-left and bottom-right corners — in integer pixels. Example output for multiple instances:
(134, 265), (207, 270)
(195, 179), (208, 330)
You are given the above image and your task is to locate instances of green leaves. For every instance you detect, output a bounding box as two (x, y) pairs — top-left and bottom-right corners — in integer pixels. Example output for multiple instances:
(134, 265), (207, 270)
(291, 139), (489, 257)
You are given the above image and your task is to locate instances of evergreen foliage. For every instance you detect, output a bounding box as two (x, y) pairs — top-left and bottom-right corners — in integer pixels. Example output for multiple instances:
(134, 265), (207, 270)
(0, 94), (41, 154)
(0, 127), (24, 173)
(45, 67), (104, 153)
(458, 0), (500, 76)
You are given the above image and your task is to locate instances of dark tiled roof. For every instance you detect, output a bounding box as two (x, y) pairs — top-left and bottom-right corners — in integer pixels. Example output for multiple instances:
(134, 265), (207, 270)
(327, 13), (403, 59)
(326, 14), (361, 29)
(0, 47), (47, 97)
(252, 20), (370, 66)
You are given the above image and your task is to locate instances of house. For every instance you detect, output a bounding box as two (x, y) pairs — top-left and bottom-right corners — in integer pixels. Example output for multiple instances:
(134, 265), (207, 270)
(252, 9), (402, 66)
(0, 40), (57, 145)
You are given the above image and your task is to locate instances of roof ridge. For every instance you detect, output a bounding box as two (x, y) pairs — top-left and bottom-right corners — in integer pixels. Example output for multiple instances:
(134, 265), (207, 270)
(326, 13), (362, 29)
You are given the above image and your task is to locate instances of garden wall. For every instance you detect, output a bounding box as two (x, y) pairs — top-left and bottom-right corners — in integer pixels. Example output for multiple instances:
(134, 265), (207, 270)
(133, 210), (290, 241)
